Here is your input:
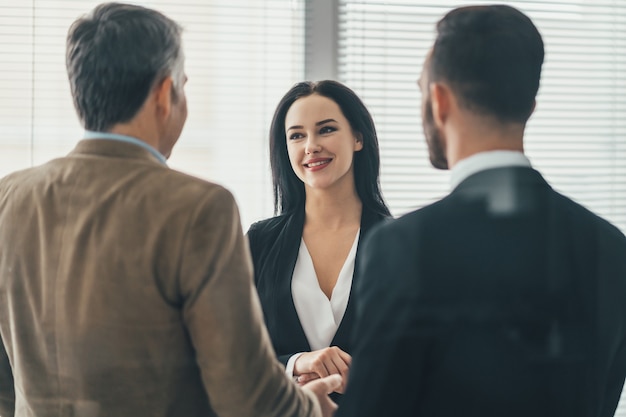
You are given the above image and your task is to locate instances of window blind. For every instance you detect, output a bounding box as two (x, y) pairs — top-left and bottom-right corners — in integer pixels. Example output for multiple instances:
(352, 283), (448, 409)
(338, 1), (626, 415)
(0, 0), (306, 228)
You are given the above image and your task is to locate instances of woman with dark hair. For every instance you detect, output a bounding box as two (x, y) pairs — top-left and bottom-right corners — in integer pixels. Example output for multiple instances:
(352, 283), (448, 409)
(247, 80), (390, 397)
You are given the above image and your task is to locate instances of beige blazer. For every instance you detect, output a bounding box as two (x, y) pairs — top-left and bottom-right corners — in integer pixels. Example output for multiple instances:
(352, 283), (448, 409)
(0, 139), (320, 417)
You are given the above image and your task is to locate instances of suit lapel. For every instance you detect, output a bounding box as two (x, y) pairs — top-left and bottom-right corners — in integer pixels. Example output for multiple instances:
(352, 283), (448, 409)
(331, 208), (386, 349)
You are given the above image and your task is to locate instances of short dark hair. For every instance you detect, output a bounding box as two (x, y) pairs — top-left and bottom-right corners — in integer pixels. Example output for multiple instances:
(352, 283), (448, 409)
(66, 2), (183, 131)
(430, 5), (544, 123)
(269, 80), (390, 217)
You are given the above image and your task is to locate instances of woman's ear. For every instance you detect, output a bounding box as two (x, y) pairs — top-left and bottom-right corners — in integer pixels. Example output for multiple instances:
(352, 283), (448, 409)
(354, 132), (364, 152)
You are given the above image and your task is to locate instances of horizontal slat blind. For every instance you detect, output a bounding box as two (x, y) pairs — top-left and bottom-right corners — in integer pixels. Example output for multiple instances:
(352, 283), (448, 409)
(338, 1), (626, 415)
(0, 0), (306, 228)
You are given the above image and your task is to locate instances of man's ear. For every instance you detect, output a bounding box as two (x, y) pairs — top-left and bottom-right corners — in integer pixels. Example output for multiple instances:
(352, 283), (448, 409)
(430, 82), (451, 129)
(529, 99), (537, 117)
(154, 76), (174, 119)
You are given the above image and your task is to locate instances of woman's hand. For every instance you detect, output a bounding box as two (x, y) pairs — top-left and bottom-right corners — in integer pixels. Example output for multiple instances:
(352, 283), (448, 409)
(293, 346), (351, 393)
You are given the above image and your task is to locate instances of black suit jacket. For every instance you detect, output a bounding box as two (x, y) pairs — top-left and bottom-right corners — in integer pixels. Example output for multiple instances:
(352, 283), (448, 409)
(247, 207), (387, 366)
(337, 167), (626, 417)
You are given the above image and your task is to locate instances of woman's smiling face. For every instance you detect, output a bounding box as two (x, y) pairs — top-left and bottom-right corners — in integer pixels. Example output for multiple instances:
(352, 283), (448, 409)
(284, 93), (363, 192)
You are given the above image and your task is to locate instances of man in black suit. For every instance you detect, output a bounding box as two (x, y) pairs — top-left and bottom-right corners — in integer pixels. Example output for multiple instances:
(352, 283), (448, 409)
(336, 5), (626, 417)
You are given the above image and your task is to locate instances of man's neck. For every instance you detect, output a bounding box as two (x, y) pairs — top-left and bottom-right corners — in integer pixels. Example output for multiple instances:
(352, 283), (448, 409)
(445, 117), (525, 169)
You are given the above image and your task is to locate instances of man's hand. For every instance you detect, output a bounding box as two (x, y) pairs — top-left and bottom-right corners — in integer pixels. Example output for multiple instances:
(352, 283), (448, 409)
(294, 346), (351, 393)
(301, 374), (342, 417)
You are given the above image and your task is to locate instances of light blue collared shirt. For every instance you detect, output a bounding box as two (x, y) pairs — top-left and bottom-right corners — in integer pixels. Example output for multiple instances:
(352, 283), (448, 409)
(83, 130), (167, 165)
(450, 150), (532, 191)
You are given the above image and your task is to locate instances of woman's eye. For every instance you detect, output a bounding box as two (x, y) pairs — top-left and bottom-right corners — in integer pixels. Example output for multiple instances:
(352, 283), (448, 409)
(289, 132), (304, 140)
(320, 126), (336, 134)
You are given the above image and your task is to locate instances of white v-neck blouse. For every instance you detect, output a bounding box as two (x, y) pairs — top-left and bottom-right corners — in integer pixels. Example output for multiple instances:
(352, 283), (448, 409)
(291, 229), (361, 351)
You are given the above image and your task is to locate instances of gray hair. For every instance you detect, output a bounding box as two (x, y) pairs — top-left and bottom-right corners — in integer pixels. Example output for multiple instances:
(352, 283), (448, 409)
(66, 2), (184, 131)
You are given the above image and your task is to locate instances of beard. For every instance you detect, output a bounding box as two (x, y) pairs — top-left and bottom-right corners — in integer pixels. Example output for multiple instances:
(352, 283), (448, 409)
(422, 95), (448, 170)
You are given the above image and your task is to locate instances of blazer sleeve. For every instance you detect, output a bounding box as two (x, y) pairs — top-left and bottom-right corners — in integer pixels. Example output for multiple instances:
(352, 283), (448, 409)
(0, 331), (14, 416)
(336, 222), (427, 417)
(597, 227), (626, 417)
(602, 339), (626, 417)
(177, 187), (320, 417)
(277, 353), (293, 367)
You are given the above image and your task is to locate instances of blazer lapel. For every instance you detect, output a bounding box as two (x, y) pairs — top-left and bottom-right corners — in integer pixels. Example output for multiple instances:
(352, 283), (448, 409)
(273, 209), (311, 352)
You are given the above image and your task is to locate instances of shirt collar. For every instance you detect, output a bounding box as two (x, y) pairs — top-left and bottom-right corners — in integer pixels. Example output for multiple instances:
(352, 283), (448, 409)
(83, 131), (167, 165)
(450, 150), (531, 191)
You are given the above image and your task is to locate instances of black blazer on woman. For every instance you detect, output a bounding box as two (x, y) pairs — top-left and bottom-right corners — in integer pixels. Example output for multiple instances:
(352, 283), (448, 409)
(247, 206), (387, 366)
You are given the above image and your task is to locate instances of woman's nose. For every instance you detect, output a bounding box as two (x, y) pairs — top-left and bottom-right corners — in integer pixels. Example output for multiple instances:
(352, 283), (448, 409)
(305, 136), (322, 154)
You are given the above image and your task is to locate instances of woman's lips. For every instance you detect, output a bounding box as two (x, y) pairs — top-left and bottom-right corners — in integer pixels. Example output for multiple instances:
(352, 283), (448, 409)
(303, 158), (332, 171)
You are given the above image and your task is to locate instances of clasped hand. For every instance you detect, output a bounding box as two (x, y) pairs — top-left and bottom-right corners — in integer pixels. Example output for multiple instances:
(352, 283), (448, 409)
(293, 346), (351, 393)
